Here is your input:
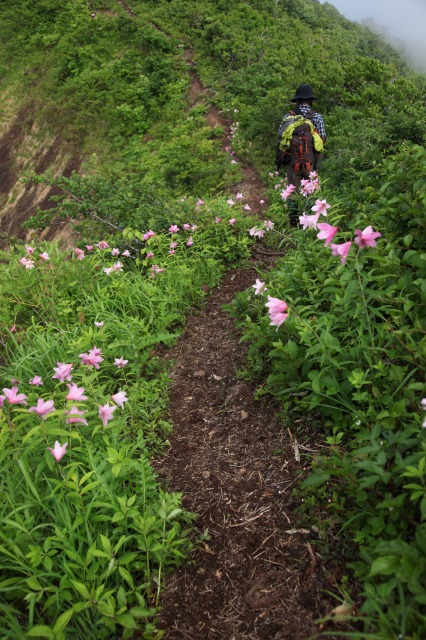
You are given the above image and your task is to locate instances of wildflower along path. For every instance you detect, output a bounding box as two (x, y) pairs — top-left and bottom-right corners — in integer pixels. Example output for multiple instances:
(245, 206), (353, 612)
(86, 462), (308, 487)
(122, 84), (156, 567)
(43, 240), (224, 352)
(156, 54), (330, 639)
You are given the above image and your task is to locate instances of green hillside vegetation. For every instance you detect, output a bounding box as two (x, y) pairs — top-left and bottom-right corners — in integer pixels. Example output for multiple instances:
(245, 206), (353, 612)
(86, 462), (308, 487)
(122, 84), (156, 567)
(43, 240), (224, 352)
(0, 0), (425, 638)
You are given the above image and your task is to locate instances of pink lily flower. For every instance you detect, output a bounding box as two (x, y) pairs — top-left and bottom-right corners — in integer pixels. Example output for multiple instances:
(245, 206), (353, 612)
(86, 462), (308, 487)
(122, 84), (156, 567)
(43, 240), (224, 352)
(169, 225), (179, 233)
(354, 225), (382, 248)
(112, 248), (120, 256)
(170, 241), (178, 249)
(79, 347), (104, 369)
(227, 199), (235, 206)
(97, 241), (109, 249)
(265, 296), (289, 329)
(186, 236), (194, 246)
(264, 221), (274, 230)
(196, 199), (204, 206)
(94, 321), (104, 327)
(260, 200), (265, 205)
(25, 245), (35, 255)
(112, 390), (128, 408)
(86, 245), (94, 251)
(280, 184), (297, 201)
(98, 403), (116, 427)
(236, 193), (243, 200)
(311, 199), (330, 217)
(191, 225), (198, 231)
(3, 387), (27, 405)
(122, 250), (131, 257)
(330, 241), (352, 265)
(215, 218), (222, 224)
(73, 248), (85, 260)
(19, 257), (35, 269)
(299, 213), (320, 230)
(300, 180), (317, 196)
(65, 406), (88, 425)
(28, 398), (55, 419)
(252, 279), (267, 295)
(183, 223), (191, 230)
(103, 267), (113, 275)
(47, 441), (67, 462)
(231, 159), (238, 164)
(112, 261), (123, 272)
(52, 363), (73, 383)
(39, 252), (49, 261)
(29, 376), (43, 386)
(229, 218), (236, 226)
(90, 346), (102, 356)
(169, 250), (176, 255)
(114, 357), (128, 368)
(243, 204), (252, 211)
(317, 223), (339, 246)
(66, 383), (88, 402)
(151, 265), (165, 277)
(146, 251), (154, 258)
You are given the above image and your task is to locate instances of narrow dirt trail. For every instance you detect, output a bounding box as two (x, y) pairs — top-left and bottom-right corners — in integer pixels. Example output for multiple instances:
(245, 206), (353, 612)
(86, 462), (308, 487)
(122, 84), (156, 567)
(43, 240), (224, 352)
(184, 51), (267, 217)
(157, 265), (327, 639)
(107, 5), (331, 633)
(154, 53), (331, 639)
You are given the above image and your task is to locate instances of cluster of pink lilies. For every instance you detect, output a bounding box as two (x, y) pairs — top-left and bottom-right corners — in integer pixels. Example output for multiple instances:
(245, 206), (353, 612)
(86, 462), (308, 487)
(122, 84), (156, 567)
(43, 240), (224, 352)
(252, 191), (382, 329)
(0, 345), (130, 462)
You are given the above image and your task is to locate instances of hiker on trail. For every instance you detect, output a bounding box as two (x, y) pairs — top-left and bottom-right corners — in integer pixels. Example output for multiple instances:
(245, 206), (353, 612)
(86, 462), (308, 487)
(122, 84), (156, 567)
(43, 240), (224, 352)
(276, 84), (326, 226)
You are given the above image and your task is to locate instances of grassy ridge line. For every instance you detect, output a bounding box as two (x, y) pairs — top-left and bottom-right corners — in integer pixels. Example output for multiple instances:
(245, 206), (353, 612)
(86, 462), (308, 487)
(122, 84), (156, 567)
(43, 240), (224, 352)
(0, 0), (240, 215)
(141, 0), (426, 188)
(1, 0), (425, 228)
(0, 206), (255, 639)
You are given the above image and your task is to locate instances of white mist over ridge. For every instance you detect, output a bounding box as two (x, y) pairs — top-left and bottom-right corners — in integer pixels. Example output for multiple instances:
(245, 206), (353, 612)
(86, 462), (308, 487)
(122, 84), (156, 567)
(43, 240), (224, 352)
(321, 0), (426, 73)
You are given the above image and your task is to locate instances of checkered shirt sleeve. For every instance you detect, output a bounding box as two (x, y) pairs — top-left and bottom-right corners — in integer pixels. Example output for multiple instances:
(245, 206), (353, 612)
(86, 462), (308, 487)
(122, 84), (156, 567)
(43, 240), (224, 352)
(298, 104), (327, 140)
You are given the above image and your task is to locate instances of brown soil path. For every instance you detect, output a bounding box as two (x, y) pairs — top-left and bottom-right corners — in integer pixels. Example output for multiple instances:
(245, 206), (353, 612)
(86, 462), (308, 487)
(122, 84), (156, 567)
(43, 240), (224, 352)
(184, 50), (267, 217)
(157, 264), (328, 639)
(154, 51), (332, 640)
(113, 4), (333, 636)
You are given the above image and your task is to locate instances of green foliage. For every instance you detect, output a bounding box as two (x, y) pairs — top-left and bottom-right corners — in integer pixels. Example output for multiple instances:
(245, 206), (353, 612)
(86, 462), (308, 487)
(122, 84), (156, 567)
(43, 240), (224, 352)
(141, 0), (425, 180)
(0, 209), (253, 637)
(230, 144), (426, 636)
(0, 0), (425, 636)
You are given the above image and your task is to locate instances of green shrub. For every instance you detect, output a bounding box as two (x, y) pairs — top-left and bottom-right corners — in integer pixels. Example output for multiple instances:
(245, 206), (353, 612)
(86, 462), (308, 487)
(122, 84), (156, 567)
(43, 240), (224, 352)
(230, 144), (426, 636)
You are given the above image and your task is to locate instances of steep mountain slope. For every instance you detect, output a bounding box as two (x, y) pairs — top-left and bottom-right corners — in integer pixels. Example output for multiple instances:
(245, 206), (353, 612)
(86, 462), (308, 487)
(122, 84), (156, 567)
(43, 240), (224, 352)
(0, 0), (424, 243)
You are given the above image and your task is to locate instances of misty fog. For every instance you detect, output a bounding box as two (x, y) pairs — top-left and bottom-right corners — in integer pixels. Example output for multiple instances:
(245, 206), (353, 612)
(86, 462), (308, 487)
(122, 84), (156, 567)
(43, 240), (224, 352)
(321, 0), (426, 73)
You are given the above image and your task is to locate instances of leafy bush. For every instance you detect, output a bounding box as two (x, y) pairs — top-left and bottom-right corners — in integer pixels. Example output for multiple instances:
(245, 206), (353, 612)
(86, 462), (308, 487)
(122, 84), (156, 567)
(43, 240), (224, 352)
(0, 205), (254, 637)
(230, 144), (426, 636)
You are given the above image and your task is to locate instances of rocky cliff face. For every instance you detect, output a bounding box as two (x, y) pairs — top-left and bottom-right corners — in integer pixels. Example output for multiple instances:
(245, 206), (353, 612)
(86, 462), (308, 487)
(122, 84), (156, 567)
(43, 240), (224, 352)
(0, 101), (81, 249)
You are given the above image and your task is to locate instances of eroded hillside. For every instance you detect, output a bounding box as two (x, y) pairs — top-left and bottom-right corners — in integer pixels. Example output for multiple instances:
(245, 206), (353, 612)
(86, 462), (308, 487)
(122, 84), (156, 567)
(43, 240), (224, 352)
(0, 97), (81, 248)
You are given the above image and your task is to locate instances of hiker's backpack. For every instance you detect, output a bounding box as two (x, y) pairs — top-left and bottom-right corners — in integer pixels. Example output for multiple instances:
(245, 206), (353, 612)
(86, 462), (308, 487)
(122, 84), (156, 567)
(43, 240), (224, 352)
(276, 109), (323, 174)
